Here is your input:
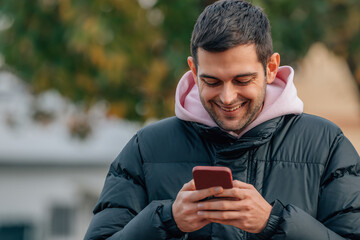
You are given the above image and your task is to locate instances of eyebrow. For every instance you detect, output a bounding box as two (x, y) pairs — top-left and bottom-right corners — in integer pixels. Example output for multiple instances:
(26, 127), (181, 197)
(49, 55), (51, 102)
(199, 72), (258, 80)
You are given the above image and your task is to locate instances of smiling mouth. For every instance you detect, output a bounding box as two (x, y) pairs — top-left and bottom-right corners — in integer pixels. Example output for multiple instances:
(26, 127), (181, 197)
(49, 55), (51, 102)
(219, 102), (247, 112)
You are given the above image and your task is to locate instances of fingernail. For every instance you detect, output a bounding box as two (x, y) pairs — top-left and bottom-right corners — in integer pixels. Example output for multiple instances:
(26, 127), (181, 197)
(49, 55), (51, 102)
(198, 203), (204, 209)
(215, 187), (222, 192)
(198, 211), (204, 216)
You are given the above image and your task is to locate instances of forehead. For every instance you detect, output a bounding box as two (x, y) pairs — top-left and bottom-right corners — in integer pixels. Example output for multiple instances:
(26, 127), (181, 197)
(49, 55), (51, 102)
(197, 44), (263, 77)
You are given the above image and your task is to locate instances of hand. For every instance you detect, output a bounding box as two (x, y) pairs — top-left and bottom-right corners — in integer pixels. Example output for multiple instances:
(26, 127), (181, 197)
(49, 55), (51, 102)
(196, 180), (272, 233)
(172, 179), (224, 232)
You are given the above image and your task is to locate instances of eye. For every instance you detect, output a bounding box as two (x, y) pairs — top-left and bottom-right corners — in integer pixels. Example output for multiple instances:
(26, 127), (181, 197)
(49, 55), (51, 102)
(202, 78), (221, 87)
(234, 78), (253, 86)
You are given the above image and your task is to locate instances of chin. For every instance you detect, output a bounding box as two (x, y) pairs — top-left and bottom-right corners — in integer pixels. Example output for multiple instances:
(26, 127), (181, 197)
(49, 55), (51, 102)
(218, 122), (244, 133)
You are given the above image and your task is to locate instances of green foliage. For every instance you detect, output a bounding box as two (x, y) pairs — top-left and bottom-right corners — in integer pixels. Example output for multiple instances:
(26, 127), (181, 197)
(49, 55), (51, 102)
(256, 0), (360, 88)
(0, 0), (203, 121)
(0, 0), (358, 122)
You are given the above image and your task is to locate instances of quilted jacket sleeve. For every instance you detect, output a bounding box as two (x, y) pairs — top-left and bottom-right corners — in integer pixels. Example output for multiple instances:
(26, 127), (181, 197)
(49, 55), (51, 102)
(256, 133), (360, 240)
(84, 134), (184, 240)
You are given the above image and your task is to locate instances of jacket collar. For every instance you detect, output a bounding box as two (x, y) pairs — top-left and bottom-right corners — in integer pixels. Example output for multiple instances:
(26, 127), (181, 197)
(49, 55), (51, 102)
(189, 116), (284, 149)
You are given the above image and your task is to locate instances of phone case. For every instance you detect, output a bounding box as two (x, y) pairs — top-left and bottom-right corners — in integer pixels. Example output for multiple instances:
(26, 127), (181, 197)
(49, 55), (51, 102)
(192, 166), (233, 190)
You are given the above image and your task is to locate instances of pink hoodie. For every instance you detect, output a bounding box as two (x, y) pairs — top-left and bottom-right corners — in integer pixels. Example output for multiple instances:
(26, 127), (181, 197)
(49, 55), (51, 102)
(175, 66), (304, 137)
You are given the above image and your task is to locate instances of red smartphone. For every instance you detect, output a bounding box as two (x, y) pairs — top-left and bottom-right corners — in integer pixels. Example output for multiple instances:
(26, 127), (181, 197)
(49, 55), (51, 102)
(192, 166), (233, 190)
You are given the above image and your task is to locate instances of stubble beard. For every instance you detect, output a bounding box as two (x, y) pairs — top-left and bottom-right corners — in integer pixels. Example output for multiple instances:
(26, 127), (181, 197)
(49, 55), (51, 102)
(200, 86), (266, 134)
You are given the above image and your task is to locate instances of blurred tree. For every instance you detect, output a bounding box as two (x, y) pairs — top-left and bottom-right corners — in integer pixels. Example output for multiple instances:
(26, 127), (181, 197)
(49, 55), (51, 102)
(0, 0), (202, 121)
(0, 0), (358, 123)
(254, 0), (360, 91)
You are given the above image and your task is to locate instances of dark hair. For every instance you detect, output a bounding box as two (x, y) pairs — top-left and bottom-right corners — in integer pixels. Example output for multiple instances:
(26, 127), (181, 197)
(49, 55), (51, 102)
(190, 0), (273, 72)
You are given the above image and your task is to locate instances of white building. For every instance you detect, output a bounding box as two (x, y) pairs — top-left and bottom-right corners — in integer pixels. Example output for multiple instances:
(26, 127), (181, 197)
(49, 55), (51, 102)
(0, 71), (140, 240)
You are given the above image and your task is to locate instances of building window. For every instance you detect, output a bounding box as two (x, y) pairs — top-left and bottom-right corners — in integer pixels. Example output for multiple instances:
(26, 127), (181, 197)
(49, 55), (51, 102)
(50, 205), (74, 236)
(0, 223), (33, 240)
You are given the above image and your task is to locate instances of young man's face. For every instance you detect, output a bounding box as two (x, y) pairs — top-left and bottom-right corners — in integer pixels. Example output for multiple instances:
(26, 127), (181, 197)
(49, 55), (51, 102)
(188, 44), (279, 134)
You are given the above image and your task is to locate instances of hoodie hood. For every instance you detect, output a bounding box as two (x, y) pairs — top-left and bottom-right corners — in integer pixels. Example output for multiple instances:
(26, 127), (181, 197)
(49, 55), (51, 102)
(175, 66), (304, 137)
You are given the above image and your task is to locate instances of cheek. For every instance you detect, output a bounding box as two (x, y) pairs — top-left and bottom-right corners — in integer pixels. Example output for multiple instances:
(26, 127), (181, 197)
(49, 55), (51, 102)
(241, 86), (263, 100)
(199, 87), (218, 101)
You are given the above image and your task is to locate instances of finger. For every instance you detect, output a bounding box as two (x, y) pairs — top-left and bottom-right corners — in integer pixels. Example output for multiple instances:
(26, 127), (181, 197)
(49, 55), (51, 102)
(198, 210), (239, 220)
(233, 180), (254, 189)
(187, 186), (224, 202)
(179, 181), (224, 203)
(198, 199), (240, 211)
(198, 199), (258, 212)
(214, 188), (247, 200)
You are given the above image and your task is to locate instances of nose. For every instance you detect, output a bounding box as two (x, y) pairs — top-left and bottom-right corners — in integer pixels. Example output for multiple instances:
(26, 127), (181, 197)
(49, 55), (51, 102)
(219, 83), (237, 105)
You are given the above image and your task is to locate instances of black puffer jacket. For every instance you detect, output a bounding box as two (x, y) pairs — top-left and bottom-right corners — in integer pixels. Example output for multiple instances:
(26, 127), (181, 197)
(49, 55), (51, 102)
(85, 114), (360, 240)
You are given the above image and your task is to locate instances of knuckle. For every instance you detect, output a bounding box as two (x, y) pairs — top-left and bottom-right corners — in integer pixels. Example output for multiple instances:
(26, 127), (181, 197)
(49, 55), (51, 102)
(233, 180), (241, 186)
(181, 192), (192, 202)
(183, 205), (193, 215)
(210, 187), (220, 195)
(182, 194), (189, 202)
(243, 213), (253, 223)
(242, 221), (251, 229)
(233, 189), (243, 198)
(243, 202), (252, 211)
(243, 192), (251, 199)
(177, 195), (185, 203)
(231, 188), (238, 195)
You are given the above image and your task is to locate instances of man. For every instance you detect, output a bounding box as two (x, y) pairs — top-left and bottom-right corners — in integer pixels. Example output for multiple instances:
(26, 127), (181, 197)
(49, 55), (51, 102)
(85, 1), (360, 239)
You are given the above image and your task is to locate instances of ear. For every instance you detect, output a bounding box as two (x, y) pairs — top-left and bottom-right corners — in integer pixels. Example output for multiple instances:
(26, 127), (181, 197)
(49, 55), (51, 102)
(187, 56), (198, 85)
(266, 53), (280, 84)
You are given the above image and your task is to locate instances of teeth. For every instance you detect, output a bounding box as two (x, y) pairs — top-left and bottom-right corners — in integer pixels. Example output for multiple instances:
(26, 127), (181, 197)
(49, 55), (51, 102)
(221, 105), (241, 112)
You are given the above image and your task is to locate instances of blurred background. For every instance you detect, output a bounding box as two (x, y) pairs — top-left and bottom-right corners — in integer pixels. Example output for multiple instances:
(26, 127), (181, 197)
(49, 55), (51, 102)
(0, 0), (359, 239)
